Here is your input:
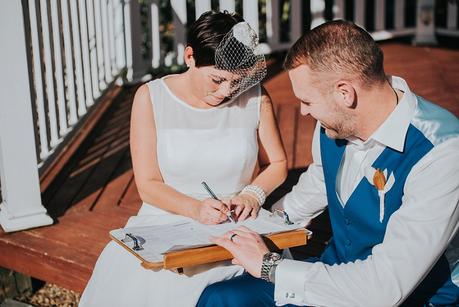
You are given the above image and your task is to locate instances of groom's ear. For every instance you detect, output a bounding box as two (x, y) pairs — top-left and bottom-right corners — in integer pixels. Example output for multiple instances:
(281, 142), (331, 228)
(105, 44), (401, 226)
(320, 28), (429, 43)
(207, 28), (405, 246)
(334, 80), (356, 109)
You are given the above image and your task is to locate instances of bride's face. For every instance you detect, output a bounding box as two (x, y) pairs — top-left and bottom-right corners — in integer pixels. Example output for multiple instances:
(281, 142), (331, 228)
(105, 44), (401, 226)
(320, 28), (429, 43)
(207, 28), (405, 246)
(194, 66), (241, 106)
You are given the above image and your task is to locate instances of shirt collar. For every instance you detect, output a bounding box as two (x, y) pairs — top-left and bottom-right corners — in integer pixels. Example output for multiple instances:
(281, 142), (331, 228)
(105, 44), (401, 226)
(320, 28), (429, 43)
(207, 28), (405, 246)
(359, 76), (416, 152)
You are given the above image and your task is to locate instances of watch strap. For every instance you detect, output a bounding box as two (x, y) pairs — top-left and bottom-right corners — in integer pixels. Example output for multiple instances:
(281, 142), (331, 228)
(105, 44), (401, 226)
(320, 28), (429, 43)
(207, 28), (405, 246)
(260, 252), (282, 282)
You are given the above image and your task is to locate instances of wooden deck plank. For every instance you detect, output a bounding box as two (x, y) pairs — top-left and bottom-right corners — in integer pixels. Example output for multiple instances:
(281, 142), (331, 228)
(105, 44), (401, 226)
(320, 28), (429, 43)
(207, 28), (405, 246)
(0, 43), (458, 294)
(276, 104), (298, 169)
(42, 90), (133, 217)
(294, 114), (315, 169)
(39, 86), (123, 192)
(0, 239), (91, 293)
(67, 145), (129, 214)
(118, 176), (142, 211)
(91, 156), (135, 213)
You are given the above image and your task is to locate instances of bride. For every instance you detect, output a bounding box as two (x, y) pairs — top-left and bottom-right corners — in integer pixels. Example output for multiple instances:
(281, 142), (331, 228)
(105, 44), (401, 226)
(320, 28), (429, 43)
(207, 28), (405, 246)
(79, 10), (287, 306)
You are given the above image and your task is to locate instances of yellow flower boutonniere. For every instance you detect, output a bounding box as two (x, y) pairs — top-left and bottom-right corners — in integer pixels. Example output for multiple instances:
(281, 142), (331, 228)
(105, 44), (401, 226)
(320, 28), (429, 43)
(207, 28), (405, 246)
(365, 167), (396, 223)
(373, 169), (386, 191)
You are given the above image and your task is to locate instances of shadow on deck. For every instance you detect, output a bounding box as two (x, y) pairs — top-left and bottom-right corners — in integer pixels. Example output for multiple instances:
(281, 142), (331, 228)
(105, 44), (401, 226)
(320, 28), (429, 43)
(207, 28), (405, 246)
(0, 42), (458, 293)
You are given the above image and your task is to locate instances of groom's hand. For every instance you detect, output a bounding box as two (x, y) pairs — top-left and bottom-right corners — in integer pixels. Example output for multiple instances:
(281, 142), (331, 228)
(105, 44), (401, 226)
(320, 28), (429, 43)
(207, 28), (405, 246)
(210, 226), (269, 278)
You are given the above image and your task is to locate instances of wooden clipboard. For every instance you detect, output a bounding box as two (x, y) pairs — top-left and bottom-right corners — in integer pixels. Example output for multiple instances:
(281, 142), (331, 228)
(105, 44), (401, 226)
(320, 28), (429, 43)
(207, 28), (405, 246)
(110, 228), (310, 270)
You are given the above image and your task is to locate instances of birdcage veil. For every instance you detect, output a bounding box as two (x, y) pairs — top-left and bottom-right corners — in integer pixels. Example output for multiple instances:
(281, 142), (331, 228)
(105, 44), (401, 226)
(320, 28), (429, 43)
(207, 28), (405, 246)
(214, 22), (267, 99)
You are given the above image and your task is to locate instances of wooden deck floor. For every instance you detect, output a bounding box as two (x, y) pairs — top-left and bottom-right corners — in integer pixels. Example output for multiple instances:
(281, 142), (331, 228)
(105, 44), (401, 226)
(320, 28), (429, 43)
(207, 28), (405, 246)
(0, 43), (458, 293)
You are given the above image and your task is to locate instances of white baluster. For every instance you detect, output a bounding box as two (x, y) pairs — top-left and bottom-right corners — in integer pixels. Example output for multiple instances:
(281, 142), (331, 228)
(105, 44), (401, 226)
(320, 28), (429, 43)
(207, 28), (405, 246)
(28, 0), (49, 159)
(108, 0), (118, 76)
(447, 1), (458, 30)
(266, 0), (280, 51)
(290, 0), (302, 41)
(101, 0), (113, 83)
(395, 0), (405, 30)
(114, 0), (127, 71)
(124, 0), (134, 80)
(219, 0), (235, 13)
(86, 0), (101, 98)
(70, 0), (87, 116)
(375, 0), (386, 31)
(310, 0), (325, 29)
(40, 0), (60, 147)
(333, 0), (345, 20)
(79, 0), (95, 106)
(354, 0), (365, 28)
(171, 0), (187, 66)
(61, 0), (78, 125)
(196, 0), (211, 17)
(94, 0), (107, 89)
(414, 0), (437, 44)
(124, 0), (147, 81)
(151, 0), (162, 68)
(0, 0), (53, 232)
(243, 0), (259, 35)
(50, 0), (69, 136)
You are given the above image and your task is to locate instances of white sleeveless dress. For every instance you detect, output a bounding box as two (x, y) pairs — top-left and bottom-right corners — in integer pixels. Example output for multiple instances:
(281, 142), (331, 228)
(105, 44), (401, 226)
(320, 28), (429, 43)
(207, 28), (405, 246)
(79, 76), (261, 307)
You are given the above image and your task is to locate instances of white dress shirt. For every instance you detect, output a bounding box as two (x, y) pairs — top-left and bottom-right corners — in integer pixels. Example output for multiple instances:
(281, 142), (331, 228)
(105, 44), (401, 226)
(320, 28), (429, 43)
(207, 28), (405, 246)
(272, 77), (459, 307)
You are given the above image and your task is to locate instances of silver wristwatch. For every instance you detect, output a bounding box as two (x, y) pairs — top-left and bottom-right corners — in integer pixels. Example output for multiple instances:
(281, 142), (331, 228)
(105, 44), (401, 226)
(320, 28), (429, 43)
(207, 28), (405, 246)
(260, 252), (282, 283)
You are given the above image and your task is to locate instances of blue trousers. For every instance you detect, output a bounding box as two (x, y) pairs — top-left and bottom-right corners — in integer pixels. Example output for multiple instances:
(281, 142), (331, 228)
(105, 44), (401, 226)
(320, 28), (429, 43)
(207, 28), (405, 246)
(197, 273), (302, 307)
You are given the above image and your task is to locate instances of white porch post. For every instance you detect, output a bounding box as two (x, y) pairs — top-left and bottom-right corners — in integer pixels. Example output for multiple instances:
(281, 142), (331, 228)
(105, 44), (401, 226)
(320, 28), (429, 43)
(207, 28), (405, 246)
(414, 0), (437, 45)
(0, 1), (53, 232)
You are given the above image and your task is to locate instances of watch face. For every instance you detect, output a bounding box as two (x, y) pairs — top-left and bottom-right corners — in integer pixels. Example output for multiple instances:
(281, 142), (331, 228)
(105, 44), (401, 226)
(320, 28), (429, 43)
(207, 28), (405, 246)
(265, 252), (281, 263)
(272, 253), (282, 261)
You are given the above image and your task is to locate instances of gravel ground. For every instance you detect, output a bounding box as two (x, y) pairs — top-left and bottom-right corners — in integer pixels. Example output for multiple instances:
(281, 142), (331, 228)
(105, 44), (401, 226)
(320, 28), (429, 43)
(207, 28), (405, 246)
(15, 284), (80, 307)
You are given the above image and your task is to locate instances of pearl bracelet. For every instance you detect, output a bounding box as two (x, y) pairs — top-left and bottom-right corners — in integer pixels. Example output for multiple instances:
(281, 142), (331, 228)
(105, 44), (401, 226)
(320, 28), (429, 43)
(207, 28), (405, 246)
(241, 185), (266, 206)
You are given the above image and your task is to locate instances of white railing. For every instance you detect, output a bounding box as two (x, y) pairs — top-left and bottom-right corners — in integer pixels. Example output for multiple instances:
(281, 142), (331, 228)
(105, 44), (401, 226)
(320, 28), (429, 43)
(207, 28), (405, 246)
(436, 0), (459, 37)
(0, 0), (128, 232)
(28, 0), (127, 165)
(130, 0), (457, 72)
(0, 0), (457, 232)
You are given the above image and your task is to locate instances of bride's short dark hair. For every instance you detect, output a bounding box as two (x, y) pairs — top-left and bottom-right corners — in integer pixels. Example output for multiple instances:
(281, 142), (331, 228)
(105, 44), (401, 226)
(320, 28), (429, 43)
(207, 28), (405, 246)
(187, 11), (244, 67)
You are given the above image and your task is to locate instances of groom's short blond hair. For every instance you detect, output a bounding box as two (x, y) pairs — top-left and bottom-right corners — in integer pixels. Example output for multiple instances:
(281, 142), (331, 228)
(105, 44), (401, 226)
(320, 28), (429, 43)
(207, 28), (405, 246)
(284, 20), (387, 87)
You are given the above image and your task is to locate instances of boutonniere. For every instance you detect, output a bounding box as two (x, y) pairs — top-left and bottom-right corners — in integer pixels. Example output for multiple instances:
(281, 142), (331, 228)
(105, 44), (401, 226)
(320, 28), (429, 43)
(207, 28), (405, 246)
(365, 167), (395, 223)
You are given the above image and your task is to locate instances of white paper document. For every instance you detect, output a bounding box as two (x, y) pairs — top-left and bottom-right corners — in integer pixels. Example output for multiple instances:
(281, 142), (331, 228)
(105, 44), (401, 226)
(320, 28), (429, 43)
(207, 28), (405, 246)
(110, 209), (305, 263)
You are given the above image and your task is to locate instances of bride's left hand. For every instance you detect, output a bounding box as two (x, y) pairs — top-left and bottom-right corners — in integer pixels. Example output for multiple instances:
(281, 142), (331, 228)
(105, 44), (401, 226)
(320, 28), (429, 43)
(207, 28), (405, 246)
(229, 194), (260, 221)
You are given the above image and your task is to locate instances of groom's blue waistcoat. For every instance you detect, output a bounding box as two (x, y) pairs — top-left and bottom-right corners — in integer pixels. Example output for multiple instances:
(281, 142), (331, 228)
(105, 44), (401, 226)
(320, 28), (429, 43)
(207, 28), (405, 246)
(319, 97), (459, 306)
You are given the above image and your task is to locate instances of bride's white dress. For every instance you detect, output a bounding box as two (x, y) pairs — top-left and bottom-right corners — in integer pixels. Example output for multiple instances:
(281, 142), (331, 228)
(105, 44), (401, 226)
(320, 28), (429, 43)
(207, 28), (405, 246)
(79, 76), (261, 307)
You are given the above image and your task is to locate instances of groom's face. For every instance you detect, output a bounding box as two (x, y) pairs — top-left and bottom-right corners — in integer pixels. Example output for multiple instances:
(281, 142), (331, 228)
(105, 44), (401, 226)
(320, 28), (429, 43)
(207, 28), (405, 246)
(288, 64), (356, 139)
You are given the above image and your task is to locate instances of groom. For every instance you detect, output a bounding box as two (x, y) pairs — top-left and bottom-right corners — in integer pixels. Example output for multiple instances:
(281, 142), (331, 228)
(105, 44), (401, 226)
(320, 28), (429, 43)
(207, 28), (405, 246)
(197, 20), (459, 306)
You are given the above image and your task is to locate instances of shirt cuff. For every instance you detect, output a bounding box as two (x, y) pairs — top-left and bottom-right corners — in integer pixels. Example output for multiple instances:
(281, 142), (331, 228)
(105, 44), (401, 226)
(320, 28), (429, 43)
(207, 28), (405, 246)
(274, 259), (311, 306)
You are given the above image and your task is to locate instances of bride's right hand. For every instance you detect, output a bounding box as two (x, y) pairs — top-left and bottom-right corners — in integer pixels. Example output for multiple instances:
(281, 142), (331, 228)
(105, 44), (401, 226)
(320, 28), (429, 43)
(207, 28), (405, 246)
(194, 199), (229, 224)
